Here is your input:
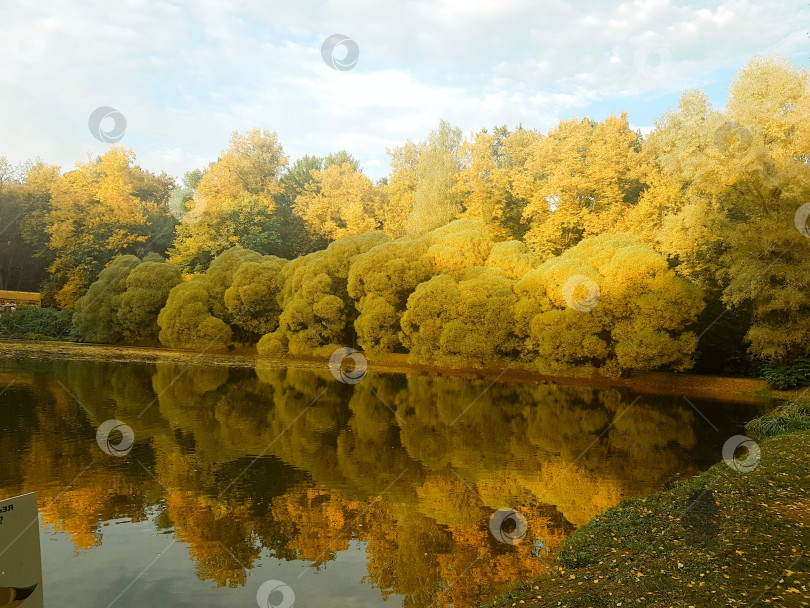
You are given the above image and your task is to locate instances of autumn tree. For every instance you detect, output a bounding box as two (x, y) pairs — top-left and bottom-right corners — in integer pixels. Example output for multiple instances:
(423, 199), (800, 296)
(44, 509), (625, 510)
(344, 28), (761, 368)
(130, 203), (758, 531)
(380, 141), (419, 238)
(349, 221), (537, 357)
(381, 121), (465, 238)
(497, 126), (544, 239)
(407, 121), (464, 235)
(45, 147), (174, 308)
(292, 162), (382, 240)
(452, 126), (541, 239)
(348, 219), (524, 357)
(0, 159), (58, 294)
(452, 129), (509, 235)
(484, 239), (541, 280)
(638, 57), (810, 363)
(169, 128), (288, 272)
(423, 219), (495, 279)
(521, 113), (647, 259)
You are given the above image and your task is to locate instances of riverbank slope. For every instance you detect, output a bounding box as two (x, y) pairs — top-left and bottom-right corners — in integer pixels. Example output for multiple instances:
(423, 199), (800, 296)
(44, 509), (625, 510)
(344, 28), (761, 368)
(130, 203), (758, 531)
(482, 429), (810, 607)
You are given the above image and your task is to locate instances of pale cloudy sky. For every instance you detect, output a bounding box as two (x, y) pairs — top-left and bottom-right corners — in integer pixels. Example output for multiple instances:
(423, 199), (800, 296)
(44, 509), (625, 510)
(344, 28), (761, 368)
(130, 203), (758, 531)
(0, 0), (807, 181)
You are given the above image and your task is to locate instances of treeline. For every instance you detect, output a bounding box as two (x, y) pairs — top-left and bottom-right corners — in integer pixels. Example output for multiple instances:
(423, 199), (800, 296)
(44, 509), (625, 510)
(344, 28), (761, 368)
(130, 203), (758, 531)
(1, 56), (809, 374)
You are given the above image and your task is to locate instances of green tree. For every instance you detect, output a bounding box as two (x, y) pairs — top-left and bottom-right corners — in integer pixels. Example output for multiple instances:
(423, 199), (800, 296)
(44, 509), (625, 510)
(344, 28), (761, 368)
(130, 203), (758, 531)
(424, 219), (495, 279)
(257, 232), (390, 356)
(406, 121), (464, 235)
(348, 235), (433, 354)
(157, 277), (231, 349)
(118, 259), (183, 340)
(72, 255), (143, 342)
(157, 247), (262, 349)
(0, 159), (58, 293)
(224, 256), (287, 336)
(275, 156), (330, 258)
(515, 233), (705, 374)
(400, 267), (519, 366)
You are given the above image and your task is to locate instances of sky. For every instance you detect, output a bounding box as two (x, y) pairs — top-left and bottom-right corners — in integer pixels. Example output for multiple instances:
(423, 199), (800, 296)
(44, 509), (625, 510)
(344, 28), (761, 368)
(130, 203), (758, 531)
(0, 0), (808, 182)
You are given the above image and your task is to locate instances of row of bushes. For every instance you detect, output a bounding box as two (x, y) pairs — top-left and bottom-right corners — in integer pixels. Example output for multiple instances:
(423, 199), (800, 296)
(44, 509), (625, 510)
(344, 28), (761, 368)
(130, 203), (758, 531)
(69, 220), (708, 376)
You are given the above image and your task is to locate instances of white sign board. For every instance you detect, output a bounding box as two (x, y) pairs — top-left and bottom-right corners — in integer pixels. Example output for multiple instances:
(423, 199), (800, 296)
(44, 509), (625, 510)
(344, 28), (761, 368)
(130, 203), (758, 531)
(0, 493), (43, 608)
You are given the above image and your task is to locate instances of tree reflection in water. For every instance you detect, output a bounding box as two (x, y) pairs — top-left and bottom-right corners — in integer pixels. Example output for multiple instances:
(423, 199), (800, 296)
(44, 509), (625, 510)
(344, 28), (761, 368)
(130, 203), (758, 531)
(0, 359), (751, 606)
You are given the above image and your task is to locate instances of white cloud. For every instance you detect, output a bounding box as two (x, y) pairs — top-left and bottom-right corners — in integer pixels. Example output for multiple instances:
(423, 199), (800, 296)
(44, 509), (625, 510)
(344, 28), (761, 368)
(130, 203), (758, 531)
(0, 0), (806, 181)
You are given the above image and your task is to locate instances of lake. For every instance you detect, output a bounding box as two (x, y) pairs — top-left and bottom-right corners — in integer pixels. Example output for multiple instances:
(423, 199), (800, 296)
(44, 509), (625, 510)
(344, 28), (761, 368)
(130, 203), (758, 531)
(0, 357), (763, 607)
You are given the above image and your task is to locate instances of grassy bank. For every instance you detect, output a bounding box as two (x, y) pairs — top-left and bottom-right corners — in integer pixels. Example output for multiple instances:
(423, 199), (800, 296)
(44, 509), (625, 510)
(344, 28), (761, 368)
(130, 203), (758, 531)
(482, 427), (810, 607)
(0, 338), (784, 405)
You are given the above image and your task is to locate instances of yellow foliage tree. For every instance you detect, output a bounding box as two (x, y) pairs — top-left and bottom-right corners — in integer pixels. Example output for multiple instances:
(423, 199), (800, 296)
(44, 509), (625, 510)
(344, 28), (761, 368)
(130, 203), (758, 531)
(46, 147), (173, 307)
(169, 128), (287, 272)
(292, 162), (382, 240)
(521, 113), (647, 259)
(453, 130), (510, 236)
(380, 140), (419, 238)
(635, 57), (810, 361)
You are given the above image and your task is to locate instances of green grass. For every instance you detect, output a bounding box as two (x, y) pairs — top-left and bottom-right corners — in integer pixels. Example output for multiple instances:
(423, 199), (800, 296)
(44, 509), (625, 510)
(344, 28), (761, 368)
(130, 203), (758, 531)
(746, 400), (810, 439)
(481, 430), (810, 608)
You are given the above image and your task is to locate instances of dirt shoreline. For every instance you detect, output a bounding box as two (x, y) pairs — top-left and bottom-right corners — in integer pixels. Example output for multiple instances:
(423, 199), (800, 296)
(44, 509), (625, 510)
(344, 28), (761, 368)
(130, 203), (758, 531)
(0, 339), (789, 405)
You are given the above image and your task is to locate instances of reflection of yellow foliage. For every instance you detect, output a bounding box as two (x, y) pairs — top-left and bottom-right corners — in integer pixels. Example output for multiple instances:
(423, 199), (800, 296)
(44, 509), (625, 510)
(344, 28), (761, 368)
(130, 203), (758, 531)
(415, 474), (481, 527)
(271, 487), (362, 563)
(433, 505), (558, 608)
(41, 487), (107, 550)
(166, 490), (259, 587)
(2, 357), (727, 607)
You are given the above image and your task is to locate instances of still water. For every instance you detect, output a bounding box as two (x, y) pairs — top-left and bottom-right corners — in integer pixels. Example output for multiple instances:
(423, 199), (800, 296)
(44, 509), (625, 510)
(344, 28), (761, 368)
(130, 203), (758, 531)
(0, 357), (762, 607)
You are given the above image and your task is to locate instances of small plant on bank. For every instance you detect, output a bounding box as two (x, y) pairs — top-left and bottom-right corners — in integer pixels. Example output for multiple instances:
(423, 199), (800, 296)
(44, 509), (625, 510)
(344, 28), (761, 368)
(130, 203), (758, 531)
(0, 307), (77, 341)
(761, 358), (810, 390)
(746, 400), (810, 438)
